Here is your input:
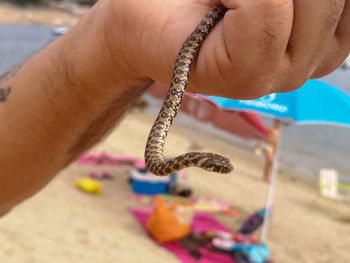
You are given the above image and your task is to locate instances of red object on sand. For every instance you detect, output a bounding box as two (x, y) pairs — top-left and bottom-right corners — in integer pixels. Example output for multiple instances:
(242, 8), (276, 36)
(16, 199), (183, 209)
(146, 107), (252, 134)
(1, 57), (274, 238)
(249, 235), (260, 244)
(147, 82), (268, 140)
(233, 232), (246, 243)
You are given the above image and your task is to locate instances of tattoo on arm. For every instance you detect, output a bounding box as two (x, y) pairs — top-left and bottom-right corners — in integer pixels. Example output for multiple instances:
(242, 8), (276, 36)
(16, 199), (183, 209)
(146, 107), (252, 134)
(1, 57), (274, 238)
(0, 63), (24, 103)
(0, 87), (11, 102)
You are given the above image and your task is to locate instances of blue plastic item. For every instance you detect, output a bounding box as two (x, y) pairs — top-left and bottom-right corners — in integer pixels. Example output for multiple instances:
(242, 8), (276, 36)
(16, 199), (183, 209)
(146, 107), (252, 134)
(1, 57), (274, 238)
(131, 179), (168, 195)
(232, 244), (269, 263)
(130, 169), (170, 195)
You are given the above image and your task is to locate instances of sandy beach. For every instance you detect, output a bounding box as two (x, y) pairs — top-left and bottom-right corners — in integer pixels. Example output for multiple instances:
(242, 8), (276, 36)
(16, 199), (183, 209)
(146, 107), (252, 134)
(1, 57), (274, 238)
(1, 3), (350, 263)
(0, 108), (349, 263)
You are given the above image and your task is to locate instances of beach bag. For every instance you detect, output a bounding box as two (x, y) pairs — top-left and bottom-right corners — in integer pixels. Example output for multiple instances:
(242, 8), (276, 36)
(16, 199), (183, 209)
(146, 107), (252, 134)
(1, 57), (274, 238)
(233, 244), (269, 263)
(146, 196), (193, 243)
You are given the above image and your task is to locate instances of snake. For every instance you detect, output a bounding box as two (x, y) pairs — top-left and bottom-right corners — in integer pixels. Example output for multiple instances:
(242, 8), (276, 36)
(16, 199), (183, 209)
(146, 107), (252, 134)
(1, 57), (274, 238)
(145, 5), (233, 176)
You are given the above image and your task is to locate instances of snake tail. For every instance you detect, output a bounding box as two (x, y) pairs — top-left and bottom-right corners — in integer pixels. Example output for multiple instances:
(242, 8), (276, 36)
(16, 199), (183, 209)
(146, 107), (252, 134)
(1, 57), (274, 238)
(145, 5), (233, 176)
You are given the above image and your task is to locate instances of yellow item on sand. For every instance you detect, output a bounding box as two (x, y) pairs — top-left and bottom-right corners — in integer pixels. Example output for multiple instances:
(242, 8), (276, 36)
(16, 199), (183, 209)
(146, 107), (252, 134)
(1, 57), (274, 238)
(76, 177), (102, 194)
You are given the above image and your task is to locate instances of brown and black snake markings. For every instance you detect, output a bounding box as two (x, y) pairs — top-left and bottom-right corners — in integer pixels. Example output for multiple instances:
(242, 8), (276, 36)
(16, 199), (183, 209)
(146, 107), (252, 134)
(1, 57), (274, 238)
(145, 5), (233, 176)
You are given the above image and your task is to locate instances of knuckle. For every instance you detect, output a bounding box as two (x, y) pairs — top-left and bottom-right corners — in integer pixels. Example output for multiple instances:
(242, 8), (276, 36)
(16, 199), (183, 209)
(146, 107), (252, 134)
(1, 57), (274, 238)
(229, 63), (281, 99)
(277, 58), (313, 93)
(232, 77), (273, 100)
(312, 55), (348, 78)
(279, 74), (309, 93)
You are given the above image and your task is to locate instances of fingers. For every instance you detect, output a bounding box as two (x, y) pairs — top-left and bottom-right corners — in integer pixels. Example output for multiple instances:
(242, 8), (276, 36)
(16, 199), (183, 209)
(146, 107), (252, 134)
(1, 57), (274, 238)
(191, 0), (294, 98)
(222, 0), (292, 67)
(336, 0), (350, 45)
(121, 0), (349, 99)
(191, 0), (349, 98)
(285, 0), (346, 82)
(312, 0), (350, 77)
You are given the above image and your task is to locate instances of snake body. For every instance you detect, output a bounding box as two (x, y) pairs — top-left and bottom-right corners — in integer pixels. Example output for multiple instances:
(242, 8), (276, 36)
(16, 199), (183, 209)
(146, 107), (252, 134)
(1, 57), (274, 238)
(145, 5), (233, 176)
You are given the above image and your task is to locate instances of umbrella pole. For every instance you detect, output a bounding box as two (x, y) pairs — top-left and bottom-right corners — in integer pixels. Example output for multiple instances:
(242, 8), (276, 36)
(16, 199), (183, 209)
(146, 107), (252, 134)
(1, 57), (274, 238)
(261, 123), (283, 241)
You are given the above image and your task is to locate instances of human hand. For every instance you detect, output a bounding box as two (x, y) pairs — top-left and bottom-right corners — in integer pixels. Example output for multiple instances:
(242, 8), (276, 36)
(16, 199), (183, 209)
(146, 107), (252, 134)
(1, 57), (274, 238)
(97, 0), (349, 99)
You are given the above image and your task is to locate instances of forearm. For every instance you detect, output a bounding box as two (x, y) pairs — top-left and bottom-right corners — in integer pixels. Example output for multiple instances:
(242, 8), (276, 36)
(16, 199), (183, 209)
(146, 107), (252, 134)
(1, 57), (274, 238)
(0, 4), (150, 212)
(0, 0), (348, 215)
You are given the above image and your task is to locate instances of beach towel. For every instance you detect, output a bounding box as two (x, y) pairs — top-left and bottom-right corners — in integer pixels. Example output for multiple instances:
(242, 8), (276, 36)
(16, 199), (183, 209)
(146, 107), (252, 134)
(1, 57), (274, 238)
(131, 207), (237, 263)
(76, 152), (145, 168)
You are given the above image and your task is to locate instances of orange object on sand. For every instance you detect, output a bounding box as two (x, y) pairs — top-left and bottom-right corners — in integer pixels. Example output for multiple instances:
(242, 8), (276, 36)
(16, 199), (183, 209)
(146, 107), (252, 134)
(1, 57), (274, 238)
(146, 196), (193, 243)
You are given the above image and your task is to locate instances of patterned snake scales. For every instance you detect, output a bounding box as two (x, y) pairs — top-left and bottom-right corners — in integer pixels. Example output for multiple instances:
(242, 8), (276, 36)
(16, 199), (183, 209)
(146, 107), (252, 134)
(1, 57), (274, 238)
(145, 5), (233, 176)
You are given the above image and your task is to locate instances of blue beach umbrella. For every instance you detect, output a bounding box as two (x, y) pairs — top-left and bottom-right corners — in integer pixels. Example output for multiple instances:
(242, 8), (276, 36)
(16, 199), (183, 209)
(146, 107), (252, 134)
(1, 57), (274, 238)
(204, 79), (350, 127)
(203, 79), (350, 240)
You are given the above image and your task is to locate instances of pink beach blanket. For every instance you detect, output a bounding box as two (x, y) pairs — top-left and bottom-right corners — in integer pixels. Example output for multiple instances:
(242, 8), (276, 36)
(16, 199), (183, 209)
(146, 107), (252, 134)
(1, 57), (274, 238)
(76, 152), (145, 168)
(130, 208), (237, 263)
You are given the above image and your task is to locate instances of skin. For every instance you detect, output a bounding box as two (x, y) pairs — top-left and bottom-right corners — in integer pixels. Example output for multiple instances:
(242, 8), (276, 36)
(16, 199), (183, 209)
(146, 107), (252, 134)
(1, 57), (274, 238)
(0, 0), (349, 215)
(262, 119), (281, 182)
(105, 0), (350, 98)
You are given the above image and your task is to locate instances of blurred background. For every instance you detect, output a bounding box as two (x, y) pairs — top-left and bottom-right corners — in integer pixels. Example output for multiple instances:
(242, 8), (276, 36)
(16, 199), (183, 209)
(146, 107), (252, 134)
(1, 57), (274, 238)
(0, 1), (350, 263)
